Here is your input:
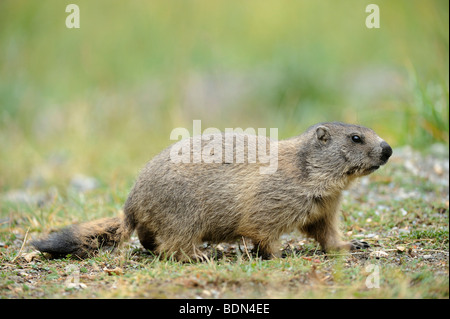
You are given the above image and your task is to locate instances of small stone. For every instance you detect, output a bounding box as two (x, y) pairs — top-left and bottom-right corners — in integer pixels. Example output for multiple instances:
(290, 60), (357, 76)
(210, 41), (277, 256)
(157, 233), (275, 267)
(66, 282), (87, 289)
(370, 251), (388, 258)
(433, 163), (443, 175)
(396, 246), (406, 253)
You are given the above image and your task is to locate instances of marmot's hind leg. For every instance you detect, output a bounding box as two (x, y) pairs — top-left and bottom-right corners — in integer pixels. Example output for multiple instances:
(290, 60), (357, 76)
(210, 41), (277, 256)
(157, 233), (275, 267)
(137, 225), (157, 251)
(156, 237), (201, 262)
(252, 239), (277, 260)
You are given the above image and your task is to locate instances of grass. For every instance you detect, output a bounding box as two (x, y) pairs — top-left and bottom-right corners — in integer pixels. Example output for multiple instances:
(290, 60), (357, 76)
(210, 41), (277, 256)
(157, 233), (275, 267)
(0, 0), (449, 300)
(1, 237), (448, 299)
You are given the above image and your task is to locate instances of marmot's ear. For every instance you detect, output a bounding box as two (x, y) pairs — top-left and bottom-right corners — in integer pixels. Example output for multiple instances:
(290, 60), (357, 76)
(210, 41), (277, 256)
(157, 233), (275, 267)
(316, 126), (330, 142)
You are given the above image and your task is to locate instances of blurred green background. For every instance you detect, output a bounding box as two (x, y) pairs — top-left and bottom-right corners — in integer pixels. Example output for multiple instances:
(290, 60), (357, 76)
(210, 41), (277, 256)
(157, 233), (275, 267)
(0, 0), (448, 191)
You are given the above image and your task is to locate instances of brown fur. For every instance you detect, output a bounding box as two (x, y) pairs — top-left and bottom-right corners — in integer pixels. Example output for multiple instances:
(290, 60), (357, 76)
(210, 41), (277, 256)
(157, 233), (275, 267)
(32, 122), (392, 260)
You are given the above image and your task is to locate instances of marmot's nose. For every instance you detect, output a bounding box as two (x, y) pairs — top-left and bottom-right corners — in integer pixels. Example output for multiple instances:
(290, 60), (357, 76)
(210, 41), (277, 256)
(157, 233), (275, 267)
(380, 141), (392, 162)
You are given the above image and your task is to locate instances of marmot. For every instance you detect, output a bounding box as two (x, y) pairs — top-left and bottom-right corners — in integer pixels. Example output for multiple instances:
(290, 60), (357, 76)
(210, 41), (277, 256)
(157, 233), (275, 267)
(32, 122), (392, 260)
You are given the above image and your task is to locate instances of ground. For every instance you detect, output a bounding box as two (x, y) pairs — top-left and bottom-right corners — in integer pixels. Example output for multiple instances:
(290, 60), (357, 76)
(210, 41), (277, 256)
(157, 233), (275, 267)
(0, 145), (448, 299)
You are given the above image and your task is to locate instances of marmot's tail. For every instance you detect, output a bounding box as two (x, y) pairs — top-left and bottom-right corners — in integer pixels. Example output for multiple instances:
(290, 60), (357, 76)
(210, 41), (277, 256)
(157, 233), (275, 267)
(32, 216), (134, 258)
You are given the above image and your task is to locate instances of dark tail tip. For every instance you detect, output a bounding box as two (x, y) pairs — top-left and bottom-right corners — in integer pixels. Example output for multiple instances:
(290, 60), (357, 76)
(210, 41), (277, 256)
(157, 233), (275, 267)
(31, 226), (87, 258)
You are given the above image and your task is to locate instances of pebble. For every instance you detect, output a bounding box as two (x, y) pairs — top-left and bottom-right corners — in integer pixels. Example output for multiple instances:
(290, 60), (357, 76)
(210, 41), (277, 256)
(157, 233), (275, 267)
(370, 251), (389, 258)
(66, 282), (87, 289)
(396, 246), (406, 252)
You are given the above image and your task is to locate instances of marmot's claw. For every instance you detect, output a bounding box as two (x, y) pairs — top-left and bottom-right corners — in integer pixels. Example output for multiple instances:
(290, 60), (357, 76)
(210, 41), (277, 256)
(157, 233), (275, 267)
(350, 239), (370, 250)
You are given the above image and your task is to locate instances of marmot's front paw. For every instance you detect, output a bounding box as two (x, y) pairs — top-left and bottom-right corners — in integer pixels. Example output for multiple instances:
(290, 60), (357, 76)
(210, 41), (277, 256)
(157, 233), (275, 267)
(350, 239), (370, 250)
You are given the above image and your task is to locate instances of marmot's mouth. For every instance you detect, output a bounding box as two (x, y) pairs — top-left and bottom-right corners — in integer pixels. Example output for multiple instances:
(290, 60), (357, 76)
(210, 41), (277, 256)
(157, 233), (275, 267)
(347, 165), (380, 176)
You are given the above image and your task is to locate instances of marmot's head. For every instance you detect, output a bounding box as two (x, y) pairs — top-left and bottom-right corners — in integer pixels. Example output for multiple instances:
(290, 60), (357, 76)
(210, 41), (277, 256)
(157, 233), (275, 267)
(307, 122), (392, 178)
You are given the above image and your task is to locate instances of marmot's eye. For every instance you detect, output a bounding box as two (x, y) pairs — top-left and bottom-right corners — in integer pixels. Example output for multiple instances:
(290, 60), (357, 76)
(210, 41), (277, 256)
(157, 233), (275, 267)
(351, 135), (362, 143)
